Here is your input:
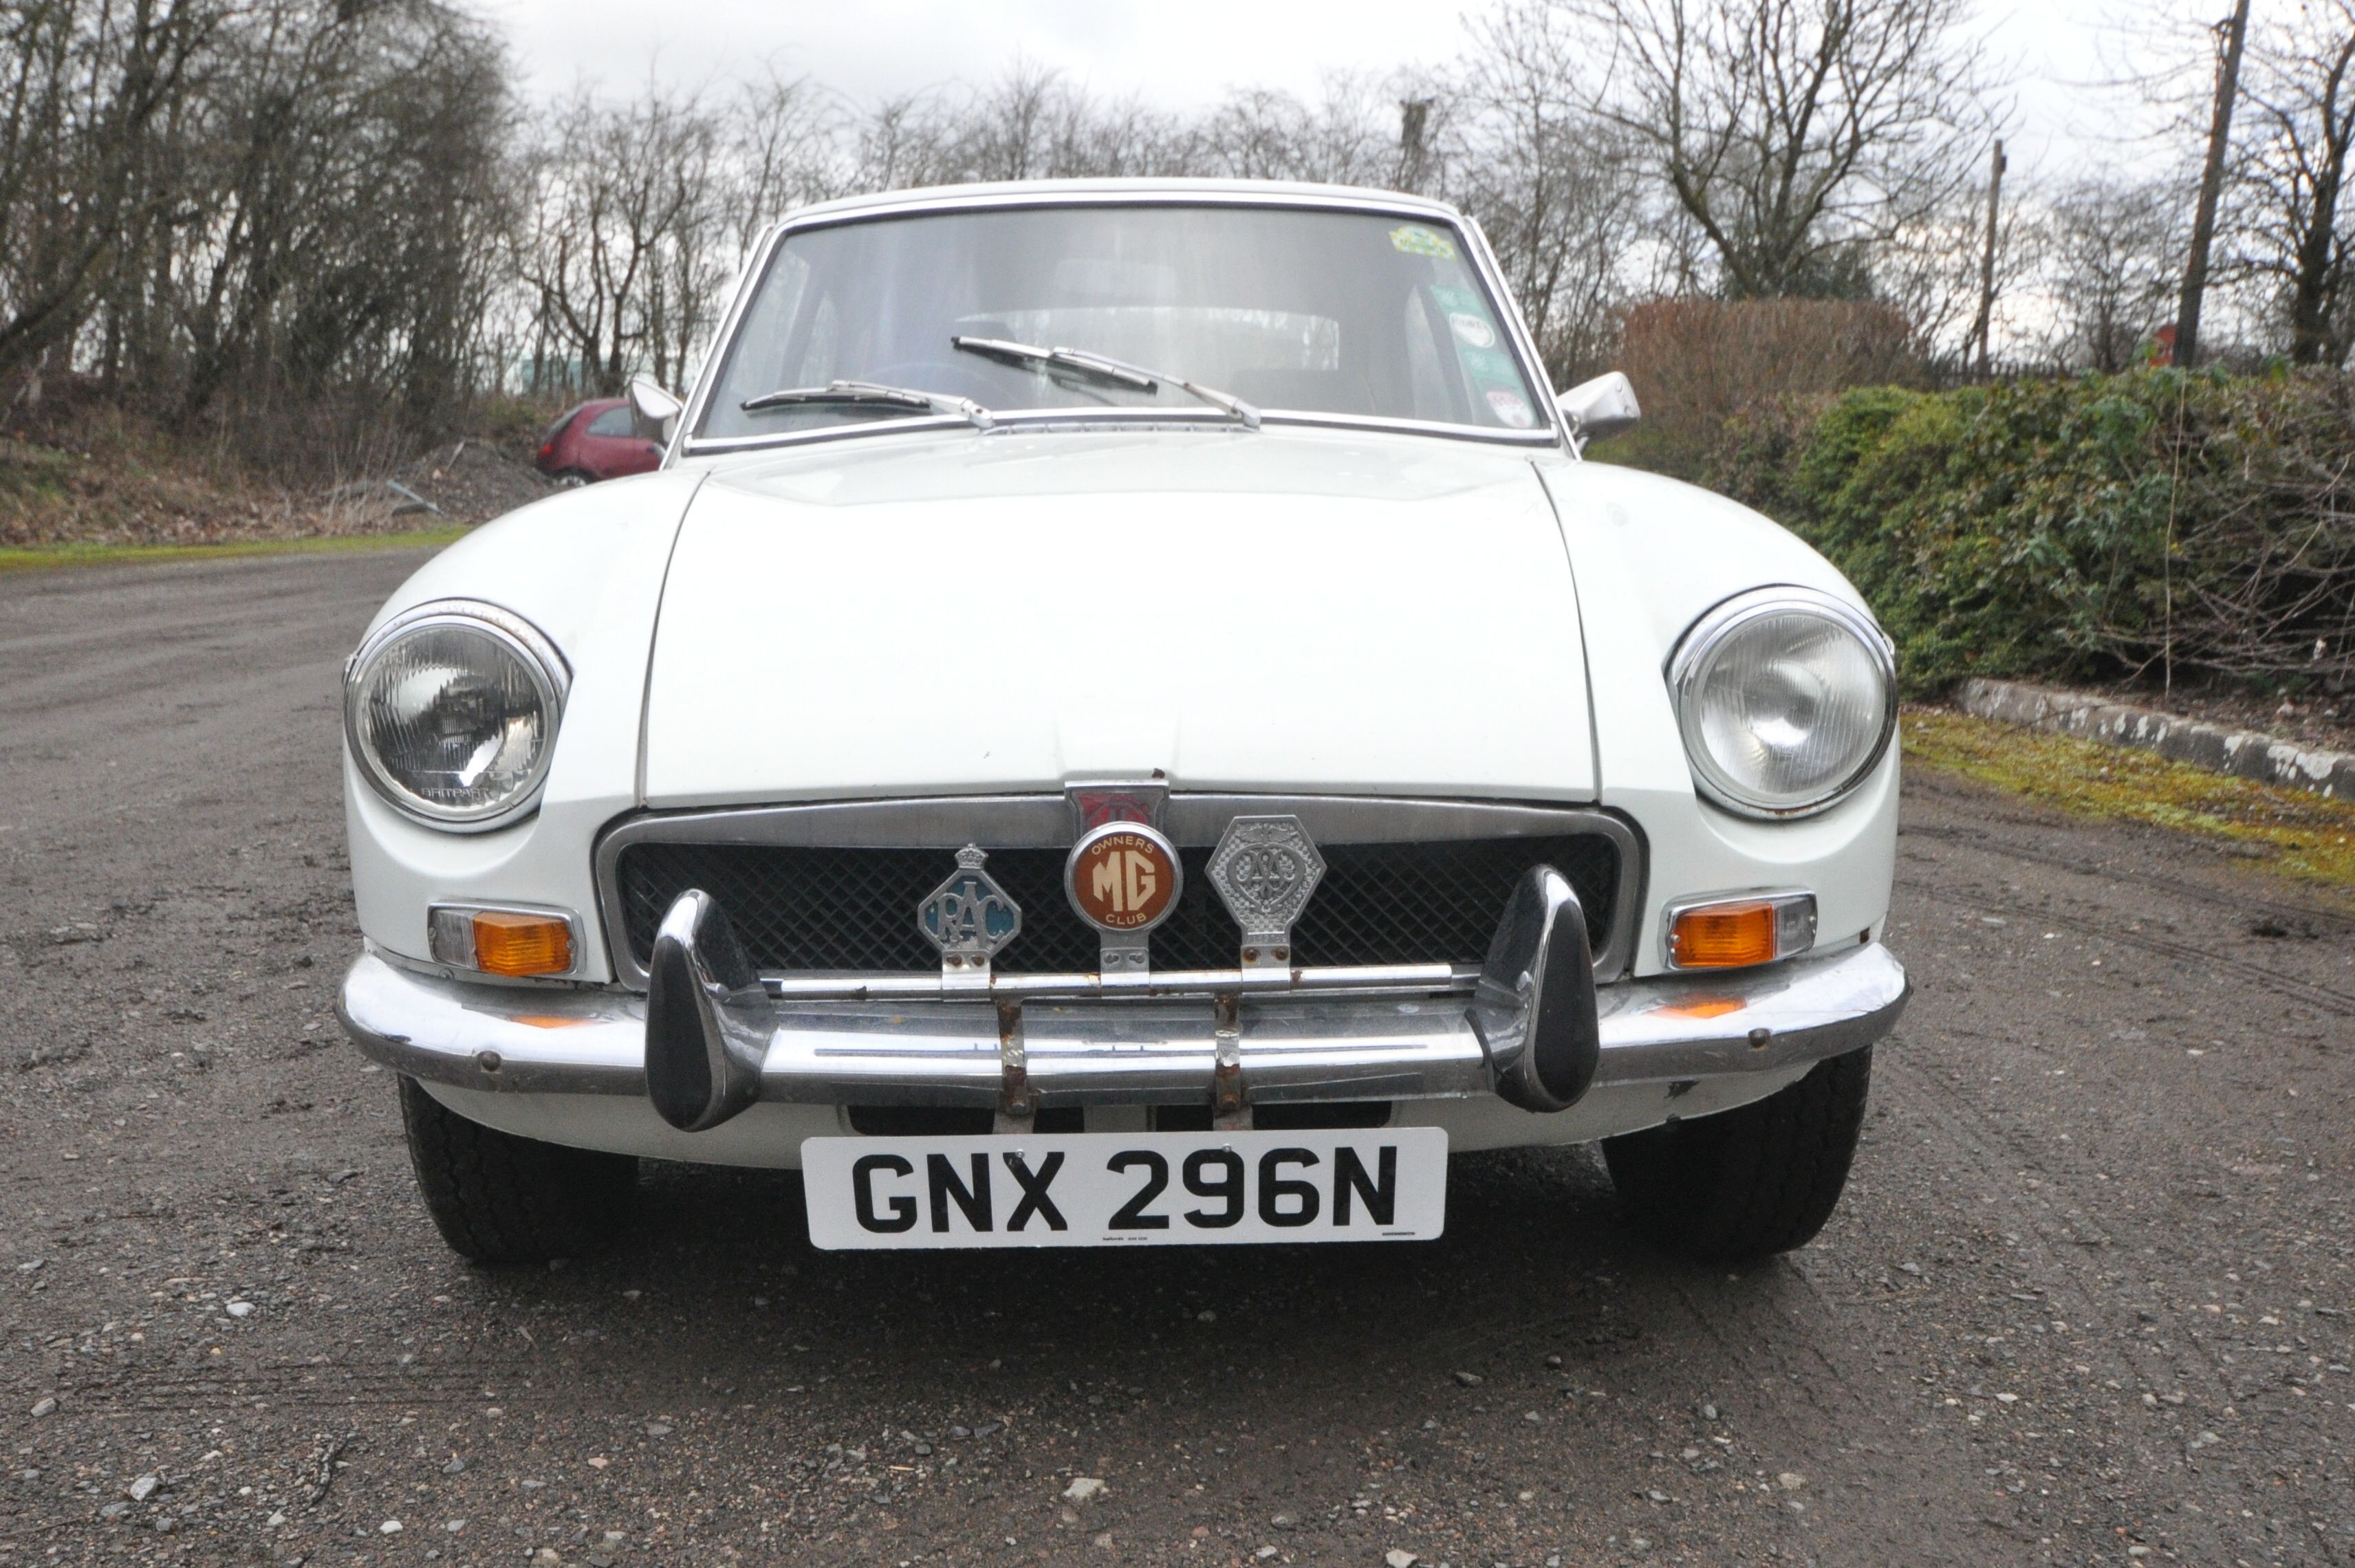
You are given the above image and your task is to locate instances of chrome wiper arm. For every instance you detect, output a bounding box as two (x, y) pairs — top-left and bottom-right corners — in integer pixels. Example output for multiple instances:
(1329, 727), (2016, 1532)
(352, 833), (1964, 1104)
(950, 336), (1260, 428)
(739, 380), (992, 430)
(952, 335), (1151, 389)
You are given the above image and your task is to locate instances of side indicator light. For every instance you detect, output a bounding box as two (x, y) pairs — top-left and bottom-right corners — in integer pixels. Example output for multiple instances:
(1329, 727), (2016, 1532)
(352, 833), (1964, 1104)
(1665, 892), (1816, 970)
(428, 904), (576, 977)
(471, 911), (574, 977)
(1670, 903), (1779, 967)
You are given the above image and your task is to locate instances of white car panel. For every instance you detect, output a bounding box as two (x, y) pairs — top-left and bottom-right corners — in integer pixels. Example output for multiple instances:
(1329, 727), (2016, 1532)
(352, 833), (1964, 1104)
(642, 426), (1597, 807)
(1533, 459), (1900, 973)
(345, 469), (705, 979)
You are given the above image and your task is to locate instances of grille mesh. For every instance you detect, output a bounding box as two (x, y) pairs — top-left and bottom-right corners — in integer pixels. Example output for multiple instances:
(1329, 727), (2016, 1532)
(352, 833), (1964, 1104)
(614, 833), (1619, 976)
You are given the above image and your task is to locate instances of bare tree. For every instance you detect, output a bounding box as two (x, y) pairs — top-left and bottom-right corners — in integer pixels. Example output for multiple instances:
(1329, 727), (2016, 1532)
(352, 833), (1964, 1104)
(726, 65), (843, 261)
(2228, 0), (2355, 364)
(1867, 143), (2034, 369)
(1563, 0), (1988, 299)
(0, 0), (217, 384)
(1442, 0), (1651, 382)
(2039, 177), (2185, 371)
(1, 0), (517, 461)
(521, 83), (724, 395)
(170, 1), (516, 433)
(1197, 76), (1399, 185)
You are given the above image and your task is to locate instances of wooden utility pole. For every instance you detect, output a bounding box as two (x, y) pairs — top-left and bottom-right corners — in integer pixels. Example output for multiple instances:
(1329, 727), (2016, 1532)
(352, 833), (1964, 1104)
(2175, 0), (2252, 369)
(1969, 138), (2007, 377)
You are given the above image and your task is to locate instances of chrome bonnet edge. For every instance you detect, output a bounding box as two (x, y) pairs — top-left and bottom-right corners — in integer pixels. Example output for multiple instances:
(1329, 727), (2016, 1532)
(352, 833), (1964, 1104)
(338, 941), (1907, 1111)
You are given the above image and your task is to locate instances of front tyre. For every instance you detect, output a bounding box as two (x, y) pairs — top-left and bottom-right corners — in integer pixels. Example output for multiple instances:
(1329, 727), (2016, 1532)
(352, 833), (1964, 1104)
(1602, 1046), (1871, 1263)
(398, 1076), (637, 1264)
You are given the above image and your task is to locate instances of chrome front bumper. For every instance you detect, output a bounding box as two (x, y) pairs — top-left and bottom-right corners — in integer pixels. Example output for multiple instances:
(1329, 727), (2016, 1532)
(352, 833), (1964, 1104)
(338, 939), (1908, 1118)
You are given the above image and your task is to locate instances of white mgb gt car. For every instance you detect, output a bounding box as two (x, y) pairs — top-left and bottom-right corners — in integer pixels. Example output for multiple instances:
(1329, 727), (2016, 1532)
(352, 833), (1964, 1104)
(337, 179), (1907, 1265)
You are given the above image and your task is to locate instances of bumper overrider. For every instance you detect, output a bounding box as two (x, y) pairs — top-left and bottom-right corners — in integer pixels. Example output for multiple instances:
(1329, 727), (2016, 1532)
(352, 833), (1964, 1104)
(338, 867), (1909, 1133)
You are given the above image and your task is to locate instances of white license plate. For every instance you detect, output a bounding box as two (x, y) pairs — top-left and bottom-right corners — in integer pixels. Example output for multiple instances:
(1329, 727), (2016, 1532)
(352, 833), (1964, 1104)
(801, 1128), (1447, 1250)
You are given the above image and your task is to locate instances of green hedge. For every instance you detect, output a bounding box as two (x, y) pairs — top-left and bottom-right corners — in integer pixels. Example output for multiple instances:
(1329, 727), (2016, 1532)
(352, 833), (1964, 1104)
(1706, 370), (2355, 697)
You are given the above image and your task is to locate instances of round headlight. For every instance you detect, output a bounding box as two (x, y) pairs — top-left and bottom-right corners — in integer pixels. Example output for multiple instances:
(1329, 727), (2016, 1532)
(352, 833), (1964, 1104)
(1668, 587), (1896, 818)
(344, 600), (568, 831)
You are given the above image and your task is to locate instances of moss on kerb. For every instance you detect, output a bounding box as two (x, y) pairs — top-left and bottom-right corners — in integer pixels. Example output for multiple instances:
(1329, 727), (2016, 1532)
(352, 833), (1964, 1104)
(0, 527), (464, 574)
(1904, 709), (2355, 893)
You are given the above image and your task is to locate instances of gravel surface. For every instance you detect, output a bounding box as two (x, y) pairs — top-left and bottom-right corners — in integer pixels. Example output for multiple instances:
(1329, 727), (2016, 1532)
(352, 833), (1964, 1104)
(1, 552), (2350, 1567)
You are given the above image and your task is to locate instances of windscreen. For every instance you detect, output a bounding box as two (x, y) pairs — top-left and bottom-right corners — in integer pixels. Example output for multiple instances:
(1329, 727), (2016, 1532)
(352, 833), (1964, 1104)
(696, 204), (1547, 440)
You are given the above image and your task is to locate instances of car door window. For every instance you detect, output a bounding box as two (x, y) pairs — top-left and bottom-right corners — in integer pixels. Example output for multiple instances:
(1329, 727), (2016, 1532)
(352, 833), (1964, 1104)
(585, 406), (635, 438)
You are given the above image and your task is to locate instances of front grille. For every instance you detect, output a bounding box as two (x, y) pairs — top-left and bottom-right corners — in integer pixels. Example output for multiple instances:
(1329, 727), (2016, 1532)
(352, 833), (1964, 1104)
(613, 833), (1620, 977)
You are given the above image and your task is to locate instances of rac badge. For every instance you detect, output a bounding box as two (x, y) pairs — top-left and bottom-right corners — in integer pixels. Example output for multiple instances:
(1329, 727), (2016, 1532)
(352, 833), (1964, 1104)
(1065, 820), (1182, 934)
(918, 845), (1022, 967)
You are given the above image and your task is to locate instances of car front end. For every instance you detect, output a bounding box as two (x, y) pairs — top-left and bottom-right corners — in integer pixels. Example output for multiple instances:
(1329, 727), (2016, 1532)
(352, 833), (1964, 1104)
(337, 181), (1906, 1261)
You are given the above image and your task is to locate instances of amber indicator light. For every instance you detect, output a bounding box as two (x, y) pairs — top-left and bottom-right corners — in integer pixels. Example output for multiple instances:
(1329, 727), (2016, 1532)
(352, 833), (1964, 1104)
(470, 911), (572, 977)
(1667, 902), (1779, 969)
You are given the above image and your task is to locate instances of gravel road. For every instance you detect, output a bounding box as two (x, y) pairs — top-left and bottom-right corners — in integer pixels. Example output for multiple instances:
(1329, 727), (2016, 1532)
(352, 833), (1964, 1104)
(1, 551), (2350, 1568)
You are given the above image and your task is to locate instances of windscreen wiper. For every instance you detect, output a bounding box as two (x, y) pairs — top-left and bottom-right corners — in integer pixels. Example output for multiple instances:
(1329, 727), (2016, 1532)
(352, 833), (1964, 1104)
(739, 380), (992, 430)
(950, 336), (1260, 428)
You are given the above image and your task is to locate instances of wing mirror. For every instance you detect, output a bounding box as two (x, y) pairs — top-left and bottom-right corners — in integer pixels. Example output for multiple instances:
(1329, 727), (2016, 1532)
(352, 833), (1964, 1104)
(628, 377), (684, 446)
(1556, 371), (1640, 450)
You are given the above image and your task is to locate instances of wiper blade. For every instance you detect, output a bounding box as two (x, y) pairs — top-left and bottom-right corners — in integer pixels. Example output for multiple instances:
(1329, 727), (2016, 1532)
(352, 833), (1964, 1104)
(739, 380), (992, 430)
(950, 336), (1260, 428)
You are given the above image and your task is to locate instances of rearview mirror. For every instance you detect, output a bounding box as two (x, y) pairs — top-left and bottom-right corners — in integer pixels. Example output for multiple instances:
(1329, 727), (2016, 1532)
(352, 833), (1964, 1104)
(629, 378), (684, 446)
(1556, 371), (1640, 449)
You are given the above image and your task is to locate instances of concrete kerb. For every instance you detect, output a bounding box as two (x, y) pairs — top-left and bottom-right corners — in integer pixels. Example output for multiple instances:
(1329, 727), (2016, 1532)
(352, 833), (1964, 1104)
(1955, 678), (2355, 803)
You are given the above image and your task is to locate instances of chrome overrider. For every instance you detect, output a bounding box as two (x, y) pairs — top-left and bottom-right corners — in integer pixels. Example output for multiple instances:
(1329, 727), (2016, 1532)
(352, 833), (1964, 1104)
(338, 869), (1911, 1131)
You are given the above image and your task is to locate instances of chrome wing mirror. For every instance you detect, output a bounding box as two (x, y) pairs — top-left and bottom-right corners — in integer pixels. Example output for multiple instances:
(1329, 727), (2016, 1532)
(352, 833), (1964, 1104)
(628, 377), (684, 447)
(1556, 371), (1640, 453)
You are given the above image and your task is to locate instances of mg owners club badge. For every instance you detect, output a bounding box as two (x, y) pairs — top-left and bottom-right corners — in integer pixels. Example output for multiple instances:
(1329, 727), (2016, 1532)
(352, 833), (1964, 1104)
(1066, 819), (1180, 975)
(1066, 821), (1180, 932)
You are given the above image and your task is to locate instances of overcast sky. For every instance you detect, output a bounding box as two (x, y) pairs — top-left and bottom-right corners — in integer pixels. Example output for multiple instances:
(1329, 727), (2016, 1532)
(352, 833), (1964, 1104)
(473, 0), (2199, 184)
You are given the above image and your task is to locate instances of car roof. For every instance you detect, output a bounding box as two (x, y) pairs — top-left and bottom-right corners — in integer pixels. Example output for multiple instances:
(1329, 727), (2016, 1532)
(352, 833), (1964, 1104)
(770, 177), (1467, 235)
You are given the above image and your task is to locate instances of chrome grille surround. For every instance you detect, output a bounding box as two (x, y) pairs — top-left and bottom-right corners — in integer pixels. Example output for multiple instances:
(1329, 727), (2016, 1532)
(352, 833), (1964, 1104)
(594, 795), (1642, 990)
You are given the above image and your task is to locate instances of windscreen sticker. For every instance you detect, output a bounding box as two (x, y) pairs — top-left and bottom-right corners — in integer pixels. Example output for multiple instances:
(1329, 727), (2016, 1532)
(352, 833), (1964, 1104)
(1457, 345), (1519, 383)
(1485, 389), (1536, 428)
(1428, 282), (1526, 423)
(1390, 224), (1458, 259)
(1448, 312), (1498, 349)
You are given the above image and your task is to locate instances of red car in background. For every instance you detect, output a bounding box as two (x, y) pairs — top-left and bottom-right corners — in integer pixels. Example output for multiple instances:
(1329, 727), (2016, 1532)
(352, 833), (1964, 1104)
(534, 398), (664, 485)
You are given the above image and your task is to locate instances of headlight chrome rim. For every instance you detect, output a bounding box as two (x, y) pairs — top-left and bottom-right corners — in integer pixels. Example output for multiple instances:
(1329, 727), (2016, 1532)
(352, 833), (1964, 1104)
(1667, 586), (1896, 820)
(343, 599), (570, 832)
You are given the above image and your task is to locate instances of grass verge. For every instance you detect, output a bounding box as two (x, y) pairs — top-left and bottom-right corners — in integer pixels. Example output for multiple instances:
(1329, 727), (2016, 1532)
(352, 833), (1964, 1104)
(0, 527), (466, 575)
(1903, 708), (2355, 891)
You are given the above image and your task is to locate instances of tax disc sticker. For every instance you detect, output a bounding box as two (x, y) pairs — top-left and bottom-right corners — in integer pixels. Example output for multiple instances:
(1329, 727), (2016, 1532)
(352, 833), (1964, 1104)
(1389, 224), (1458, 259)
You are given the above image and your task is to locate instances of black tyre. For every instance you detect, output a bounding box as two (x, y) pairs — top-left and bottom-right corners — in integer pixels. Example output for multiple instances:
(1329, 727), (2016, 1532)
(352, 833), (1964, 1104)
(1602, 1046), (1871, 1263)
(398, 1076), (637, 1264)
